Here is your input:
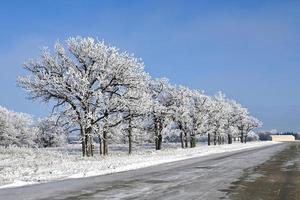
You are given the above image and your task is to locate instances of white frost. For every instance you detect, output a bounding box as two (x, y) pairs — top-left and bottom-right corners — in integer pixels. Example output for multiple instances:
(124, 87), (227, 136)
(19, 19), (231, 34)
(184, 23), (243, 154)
(0, 141), (278, 189)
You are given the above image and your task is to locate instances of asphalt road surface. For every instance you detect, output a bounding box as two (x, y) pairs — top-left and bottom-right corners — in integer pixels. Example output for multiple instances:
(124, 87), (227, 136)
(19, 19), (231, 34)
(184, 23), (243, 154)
(0, 143), (288, 200)
(228, 142), (300, 200)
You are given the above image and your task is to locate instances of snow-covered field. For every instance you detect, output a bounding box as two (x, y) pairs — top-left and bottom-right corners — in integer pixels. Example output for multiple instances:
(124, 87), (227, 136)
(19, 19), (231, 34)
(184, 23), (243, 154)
(0, 141), (278, 189)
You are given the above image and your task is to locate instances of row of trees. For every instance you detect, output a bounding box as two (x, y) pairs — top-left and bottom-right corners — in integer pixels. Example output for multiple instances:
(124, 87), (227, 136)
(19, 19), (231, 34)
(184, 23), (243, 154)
(0, 106), (67, 148)
(18, 37), (262, 157)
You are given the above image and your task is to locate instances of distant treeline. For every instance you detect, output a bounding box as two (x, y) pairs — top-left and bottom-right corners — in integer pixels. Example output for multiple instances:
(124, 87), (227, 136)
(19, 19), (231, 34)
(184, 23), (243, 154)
(257, 131), (300, 141)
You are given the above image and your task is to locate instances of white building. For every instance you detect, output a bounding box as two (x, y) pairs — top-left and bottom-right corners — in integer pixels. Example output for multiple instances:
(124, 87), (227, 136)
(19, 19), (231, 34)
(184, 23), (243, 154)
(270, 135), (295, 142)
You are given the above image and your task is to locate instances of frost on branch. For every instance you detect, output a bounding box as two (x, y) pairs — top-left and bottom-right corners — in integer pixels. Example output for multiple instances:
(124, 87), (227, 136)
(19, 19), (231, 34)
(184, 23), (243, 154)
(17, 36), (263, 156)
(0, 106), (36, 148)
(18, 37), (151, 156)
(34, 116), (68, 148)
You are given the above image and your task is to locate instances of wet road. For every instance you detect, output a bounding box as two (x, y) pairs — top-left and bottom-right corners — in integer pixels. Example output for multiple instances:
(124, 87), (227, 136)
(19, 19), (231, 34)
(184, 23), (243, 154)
(0, 143), (288, 200)
(228, 142), (300, 200)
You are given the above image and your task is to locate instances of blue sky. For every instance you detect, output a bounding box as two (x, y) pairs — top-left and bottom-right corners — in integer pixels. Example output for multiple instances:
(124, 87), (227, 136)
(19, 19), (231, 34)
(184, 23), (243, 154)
(0, 0), (299, 131)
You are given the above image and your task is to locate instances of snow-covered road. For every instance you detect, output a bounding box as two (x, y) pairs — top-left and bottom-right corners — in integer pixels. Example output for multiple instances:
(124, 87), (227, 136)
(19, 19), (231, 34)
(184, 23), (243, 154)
(0, 142), (287, 200)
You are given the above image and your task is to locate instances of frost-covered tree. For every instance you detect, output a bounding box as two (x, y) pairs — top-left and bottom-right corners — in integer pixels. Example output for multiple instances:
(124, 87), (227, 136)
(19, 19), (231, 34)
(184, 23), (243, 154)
(17, 36), (263, 155)
(206, 93), (231, 145)
(105, 71), (151, 154)
(147, 79), (174, 150)
(119, 79), (151, 154)
(224, 99), (247, 144)
(170, 86), (194, 148)
(0, 106), (36, 148)
(95, 65), (150, 155)
(18, 37), (149, 156)
(237, 115), (262, 143)
(247, 131), (260, 142)
(34, 116), (68, 148)
(189, 91), (211, 147)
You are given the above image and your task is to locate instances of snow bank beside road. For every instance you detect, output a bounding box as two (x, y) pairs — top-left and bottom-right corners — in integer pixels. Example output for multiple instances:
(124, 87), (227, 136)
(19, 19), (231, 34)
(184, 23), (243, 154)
(0, 141), (278, 189)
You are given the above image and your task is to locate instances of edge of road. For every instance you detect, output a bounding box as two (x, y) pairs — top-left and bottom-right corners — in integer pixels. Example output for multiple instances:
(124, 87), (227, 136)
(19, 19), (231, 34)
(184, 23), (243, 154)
(0, 142), (288, 193)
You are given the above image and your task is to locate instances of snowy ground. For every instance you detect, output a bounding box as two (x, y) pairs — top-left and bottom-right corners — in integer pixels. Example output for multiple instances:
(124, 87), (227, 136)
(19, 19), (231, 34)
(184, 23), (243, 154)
(0, 141), (278, 189)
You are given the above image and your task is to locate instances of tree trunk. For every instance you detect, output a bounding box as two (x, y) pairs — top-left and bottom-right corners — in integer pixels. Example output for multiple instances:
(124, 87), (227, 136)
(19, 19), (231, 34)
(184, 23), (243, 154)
(155, 134), (162, 150)
(103, 130), (108, 155)
(83, 127), (94, 157)
(86, 134), (92, 157)
(154, 119), (161, 150)
(190, 134), (196, 148)
(89, 136), (93, 156)
(128, 118), (132, 154)
(184, 132), (188, 148)
(81, 127), (86, 157)
(217, 136), (221, 145)
(82, 139), (86, 157)
(103, 112), (109, 155)
(213, 133), (217, 145)
(156, 134), (162, 150)
(180, 132), (184, 148)
(128, 133), (132, 154)
(240, 134), (244, 143)
(85, 135), (89, 157)
(98, 135), (103, 155)
(155, 134), (158, 150)
(208, 133), (211, 146)
(228, 134), (232, 144)
(91, 144), (94, 157)
(240, 130), (244, 143)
